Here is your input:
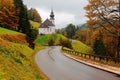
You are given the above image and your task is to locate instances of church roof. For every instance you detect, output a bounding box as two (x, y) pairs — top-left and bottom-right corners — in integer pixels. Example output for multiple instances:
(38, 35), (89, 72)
(39, 19), (55, 28)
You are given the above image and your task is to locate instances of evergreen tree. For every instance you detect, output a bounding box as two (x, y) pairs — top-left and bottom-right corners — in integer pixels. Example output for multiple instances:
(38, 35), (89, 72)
(13, 0), (31, 34)
(93, 39), (106, 56)
(13, 0), (37, 49)
(65, 23), (76, 39)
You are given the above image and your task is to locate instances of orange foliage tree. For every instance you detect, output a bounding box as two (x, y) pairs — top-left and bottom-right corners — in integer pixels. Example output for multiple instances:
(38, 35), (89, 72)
(0, 0), (19, 29)
(84, 0), (120, 58)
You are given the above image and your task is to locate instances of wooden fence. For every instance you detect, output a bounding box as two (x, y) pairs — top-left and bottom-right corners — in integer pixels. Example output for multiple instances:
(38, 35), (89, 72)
(62, 47), (120, 64)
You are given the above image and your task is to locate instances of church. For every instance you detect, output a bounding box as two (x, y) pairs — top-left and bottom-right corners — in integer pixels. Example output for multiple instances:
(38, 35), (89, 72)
(39, 10), (55, 35)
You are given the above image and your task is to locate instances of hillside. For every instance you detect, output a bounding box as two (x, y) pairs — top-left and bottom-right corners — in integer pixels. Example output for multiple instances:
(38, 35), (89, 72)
(0, 27), (20, 34)
(0, 27), (47, 80)
(35, 34), (67, 45)
(36, 34), (93, 54)
(72, 41), (93, 54)
(30, 20), (40, 30)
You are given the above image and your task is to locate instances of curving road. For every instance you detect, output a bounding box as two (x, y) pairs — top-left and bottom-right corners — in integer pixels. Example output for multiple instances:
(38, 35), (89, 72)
(35, 46), (120, 80)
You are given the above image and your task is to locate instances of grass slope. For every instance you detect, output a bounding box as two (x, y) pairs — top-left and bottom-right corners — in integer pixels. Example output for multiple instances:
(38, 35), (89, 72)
(30, 20), (40, 30)
(36, 34), (67, 45)
(72, 41), (93, 54)
(0, 27), (20, 34)
(0, 27), (47, 80)
(36, 34), (92, 54)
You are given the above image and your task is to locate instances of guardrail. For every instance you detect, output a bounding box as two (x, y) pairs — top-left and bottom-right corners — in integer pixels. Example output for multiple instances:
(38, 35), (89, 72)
(62, 47), (120, 64)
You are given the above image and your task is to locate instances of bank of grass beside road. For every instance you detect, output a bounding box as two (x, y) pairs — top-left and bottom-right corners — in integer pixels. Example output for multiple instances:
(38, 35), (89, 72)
(0, 27), (47, 80)
(71, 41), (93, 54)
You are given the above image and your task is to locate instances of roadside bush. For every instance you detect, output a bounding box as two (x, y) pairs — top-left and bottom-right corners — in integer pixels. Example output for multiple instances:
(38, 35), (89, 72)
(59, 37), (72, 49)
(48, 34), (55, 46)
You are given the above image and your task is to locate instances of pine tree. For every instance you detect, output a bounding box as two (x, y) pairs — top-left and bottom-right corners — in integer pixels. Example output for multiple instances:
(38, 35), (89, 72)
(65, 24), (76, 39)
(13, 0), (37, 48)
(13, 0), (31, 34)
(93, 38), (106, 56)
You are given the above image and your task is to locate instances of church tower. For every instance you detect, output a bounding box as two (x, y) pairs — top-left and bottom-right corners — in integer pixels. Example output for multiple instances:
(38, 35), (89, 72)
(50, 9), (55, 25)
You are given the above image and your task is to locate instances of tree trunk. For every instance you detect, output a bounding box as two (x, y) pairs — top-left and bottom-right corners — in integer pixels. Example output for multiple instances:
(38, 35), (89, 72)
(117, 36), (120, 59)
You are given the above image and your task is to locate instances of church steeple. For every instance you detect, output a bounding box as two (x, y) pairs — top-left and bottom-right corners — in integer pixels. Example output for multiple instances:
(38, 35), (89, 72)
(50, 9), (55, 24)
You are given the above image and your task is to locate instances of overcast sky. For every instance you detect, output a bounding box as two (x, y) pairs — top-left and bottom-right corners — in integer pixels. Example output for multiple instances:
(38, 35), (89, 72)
(23, 0), (88, 29)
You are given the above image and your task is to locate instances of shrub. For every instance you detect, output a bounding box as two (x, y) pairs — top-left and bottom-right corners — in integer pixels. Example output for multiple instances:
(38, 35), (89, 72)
(48, 34), (55, 46)
(59, 38), (72, 49)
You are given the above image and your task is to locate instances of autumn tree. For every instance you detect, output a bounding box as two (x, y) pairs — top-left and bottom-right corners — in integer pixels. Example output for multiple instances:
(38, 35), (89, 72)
(59, 38), (72, 49)
(0, 0), (19, 29)
(28, 8), (42, 23)
(84, 0), (120, 58)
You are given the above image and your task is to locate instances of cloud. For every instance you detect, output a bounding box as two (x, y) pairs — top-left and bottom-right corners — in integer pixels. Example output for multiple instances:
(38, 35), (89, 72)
(23, 0), (88, 28)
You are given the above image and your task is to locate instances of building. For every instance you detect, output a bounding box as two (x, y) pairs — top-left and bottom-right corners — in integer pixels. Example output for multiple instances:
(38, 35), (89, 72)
(39, 10), (55, 35)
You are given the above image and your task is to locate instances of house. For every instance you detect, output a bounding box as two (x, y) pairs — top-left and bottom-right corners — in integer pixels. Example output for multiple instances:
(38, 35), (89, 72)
(39, 10), (55, 35)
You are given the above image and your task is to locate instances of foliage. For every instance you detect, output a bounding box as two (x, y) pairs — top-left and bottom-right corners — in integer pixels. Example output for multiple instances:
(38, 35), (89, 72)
(14, 0), (33, 47)
(28, 8), (42, 23)
(48, 34), (55, 46)
(73, 28), (89, 43)
(84, 0), (120, 58)
(0, 0), (19, 28)
(59, 38), (72, 49)
(64, 23), (76, 39)
(93, 39), (106, 56)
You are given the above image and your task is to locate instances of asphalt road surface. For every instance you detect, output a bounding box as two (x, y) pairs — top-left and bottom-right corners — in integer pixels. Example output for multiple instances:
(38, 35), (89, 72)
(35, 46), (120, 80)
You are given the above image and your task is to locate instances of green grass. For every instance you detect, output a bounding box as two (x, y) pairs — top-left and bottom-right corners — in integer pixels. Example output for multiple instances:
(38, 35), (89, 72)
(0, 27), (20, 34)
(36, 34), (93, 54)
(29, 20), (40, 30)
(72, 41), (93, 54)
(35, 34), (67, 45)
